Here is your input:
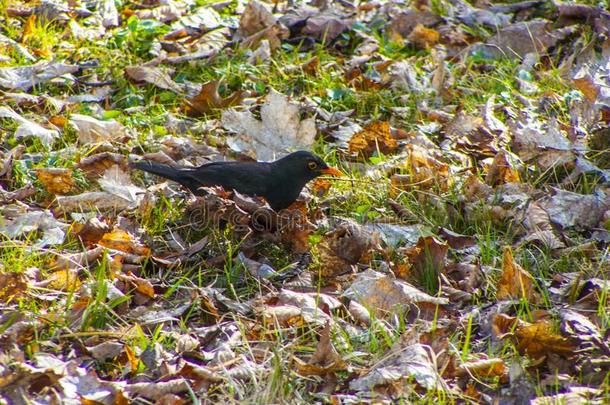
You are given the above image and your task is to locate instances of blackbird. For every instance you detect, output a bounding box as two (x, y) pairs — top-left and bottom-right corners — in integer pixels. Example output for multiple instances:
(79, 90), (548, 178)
(130, 151), (342, 211)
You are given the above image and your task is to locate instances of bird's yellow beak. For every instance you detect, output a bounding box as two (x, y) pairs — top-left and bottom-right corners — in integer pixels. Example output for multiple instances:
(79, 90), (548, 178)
(321, 167), (344, 177)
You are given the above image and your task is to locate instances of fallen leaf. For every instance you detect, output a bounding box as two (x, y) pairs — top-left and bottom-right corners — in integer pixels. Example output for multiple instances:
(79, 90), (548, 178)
(348, 121), (397, 158)
(69, 114), (127, 144)
(315, 220), (378, 277)
(485, 150), (520, 186)
(280, 8), (351, 44)
(343, 269), (448, 319)
(389, 10), (442, 37)
(496, 246), (540, 302)
(125, 65), (184, 93)
(118, 272), (155, 298)
(98, 229), (150, 256)
(0, 210), (68, 247)
(183, 81), (247, 117)
(238, 0), (276, 37)
(34, 168), (75, 195)
(407, 24), (440, 49)
(0, 106), (60, 147)
(236, 252), (280, 279)
(444, 109), (507, 158)
(0, 272), (27, 302)
(538, 188), (607, 230)
(47, 268), (81, 292)
(518, 202), (565, 250)
(402, 236), (448, 286)
(222, 90), (316, 161)
(0, 61), (79, 90)
(75, 152), (128, 179)
(391, 144), (452, 192)
(472, 19), (575, 59)
(456, 358), (508, 381)
(295, 322), (347, 376)
(492, 314), (576, 358)
(350, 343), (443, 392)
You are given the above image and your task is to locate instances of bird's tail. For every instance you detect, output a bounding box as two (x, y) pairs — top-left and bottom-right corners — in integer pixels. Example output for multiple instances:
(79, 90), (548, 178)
(130, 160), (185, 183)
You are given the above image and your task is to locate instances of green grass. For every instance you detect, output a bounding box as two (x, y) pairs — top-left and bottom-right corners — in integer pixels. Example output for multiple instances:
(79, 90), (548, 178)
(1, 1), (609, 403)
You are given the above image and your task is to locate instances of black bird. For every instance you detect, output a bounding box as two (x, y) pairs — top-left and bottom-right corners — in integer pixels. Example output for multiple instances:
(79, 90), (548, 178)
(130, 151), (343, 211)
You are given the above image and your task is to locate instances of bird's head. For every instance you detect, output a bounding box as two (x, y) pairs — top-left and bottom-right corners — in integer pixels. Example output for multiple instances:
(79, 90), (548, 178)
(274, 151), (343, 183)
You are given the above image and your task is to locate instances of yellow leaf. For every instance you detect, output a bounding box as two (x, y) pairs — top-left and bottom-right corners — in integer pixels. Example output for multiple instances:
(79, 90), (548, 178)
(35, 168), (75, 195)
(99, 229), (151, 256)
(47, 268), (81, 292)
(22, 15), (37, 44)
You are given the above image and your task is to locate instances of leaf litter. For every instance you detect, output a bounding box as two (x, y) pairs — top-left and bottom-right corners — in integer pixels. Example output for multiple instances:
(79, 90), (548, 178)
(1, 0), (610, 403)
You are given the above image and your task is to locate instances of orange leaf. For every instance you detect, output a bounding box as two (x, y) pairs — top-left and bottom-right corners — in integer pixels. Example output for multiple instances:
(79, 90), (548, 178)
(496, 247), (539, 303)
(407, 24), (440, 49)
(485, 151), (520, 186)
(492, 314), (576, 358)
(99, 229), (151, 256)
(348, 121), (397, 158)
(35, 168), (75, 195)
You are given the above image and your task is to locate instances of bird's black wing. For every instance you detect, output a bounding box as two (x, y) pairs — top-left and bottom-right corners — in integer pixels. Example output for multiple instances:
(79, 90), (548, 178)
(184, 161), (272, 197)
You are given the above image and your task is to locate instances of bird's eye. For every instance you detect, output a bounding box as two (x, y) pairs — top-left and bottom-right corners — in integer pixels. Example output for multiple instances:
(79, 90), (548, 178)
(307, 161), (318, 170)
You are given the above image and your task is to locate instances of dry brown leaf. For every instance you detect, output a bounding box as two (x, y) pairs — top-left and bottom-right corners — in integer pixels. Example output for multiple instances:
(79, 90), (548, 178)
(444, 108), (508, 158)
(125, 66), (183, 93)
(118, 272), (155, 299)
(240, 25), (287, 51)
(183, 81), (247, 117)
(76, 153), (128, 179)
(49, 115), (67, 128)
(438, 228), (476, 250)
(391, 144), (451, 192)
(496, 246), (539, 303)
(21, 14), (36, 44)
(295, 322), (347, 376)
(239, 0), (276, 37)
(34, 167), (75, 195)
(492, 314), (576, 358)
(407, 24), (440, 49)
(485, 150), (520, 186)
(222, 90), (316, 161)
(0, 272), (27, 302)
(69, 114), (127, 144)
(258, 304), (305, 328)
(346, 68), (384, 91)
(52, 246), (104, 270)
(343, 269), (448, 319)
(73, 217), (111, 247)
(573, 75), (599, 103)
(348, 121), (397, 158)
(301, 55), (319, 76)
(315, 221), (378, 277)
(349, 342), (443, 391)
(462, 174), (493, 202)
(402, 236), (448, 283)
